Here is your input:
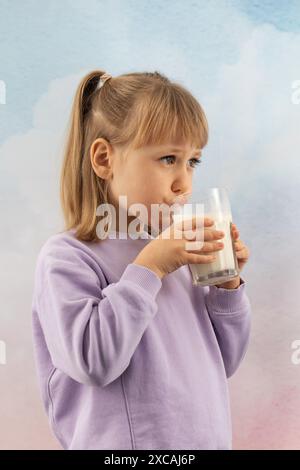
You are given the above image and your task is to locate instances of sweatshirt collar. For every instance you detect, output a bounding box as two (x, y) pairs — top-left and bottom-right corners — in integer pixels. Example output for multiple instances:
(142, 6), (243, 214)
(106, 224), (158, 240)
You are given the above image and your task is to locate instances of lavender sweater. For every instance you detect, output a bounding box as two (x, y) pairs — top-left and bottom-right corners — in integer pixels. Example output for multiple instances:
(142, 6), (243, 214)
(31, 227), (251, 450)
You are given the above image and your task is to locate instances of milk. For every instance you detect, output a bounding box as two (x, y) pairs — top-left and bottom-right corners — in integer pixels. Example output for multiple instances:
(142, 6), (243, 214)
(173, 212), (239, 286)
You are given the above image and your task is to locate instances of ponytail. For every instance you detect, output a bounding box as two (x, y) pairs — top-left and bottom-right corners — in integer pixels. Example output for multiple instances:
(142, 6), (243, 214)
(60, 70), (109, 240)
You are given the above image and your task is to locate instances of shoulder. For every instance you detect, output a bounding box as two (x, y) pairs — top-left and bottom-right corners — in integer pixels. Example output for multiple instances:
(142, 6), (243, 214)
(34, 229), (106, 286)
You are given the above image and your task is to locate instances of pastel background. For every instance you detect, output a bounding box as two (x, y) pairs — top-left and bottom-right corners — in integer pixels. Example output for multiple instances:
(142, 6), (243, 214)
(1, 0), (300, 449)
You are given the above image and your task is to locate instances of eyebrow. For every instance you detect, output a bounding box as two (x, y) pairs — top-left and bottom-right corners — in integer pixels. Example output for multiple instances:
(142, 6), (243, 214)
(151, 146), (202, 156)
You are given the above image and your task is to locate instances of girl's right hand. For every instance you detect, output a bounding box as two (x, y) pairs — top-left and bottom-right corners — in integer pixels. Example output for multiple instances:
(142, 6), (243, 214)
(132, 217), (226, 279)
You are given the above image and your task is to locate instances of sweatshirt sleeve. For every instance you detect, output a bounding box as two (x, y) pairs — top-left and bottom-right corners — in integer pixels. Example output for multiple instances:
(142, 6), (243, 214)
(204, 277), (251, 378)
(33, 239), (162, 387)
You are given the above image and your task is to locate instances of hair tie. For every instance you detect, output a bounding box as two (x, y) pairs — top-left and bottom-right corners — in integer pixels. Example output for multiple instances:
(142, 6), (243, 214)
(97, 72), (112, 90)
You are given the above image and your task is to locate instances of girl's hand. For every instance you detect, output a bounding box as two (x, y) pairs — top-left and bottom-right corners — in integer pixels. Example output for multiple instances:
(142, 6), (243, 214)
(231, 223), (250, 273)
(133, 216), (225, 279)
(215, 222), (250, 289)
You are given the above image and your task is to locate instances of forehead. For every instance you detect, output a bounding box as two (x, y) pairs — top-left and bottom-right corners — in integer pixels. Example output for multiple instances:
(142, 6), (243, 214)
(140, 142), (202, 154)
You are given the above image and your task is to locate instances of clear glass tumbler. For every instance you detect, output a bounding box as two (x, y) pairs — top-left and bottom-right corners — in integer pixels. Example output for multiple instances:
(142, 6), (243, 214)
(172, 187), (240, 286)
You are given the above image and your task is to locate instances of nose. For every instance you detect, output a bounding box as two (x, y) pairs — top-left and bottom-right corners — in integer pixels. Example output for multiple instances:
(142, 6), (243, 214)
(171, 166), (191, 197)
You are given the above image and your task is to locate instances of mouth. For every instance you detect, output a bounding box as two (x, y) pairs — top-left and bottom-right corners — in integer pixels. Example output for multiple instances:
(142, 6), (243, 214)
(166, 193), (192, 206)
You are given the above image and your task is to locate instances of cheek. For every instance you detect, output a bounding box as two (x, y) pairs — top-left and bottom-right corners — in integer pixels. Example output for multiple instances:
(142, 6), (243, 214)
(129, 168), (159, 197)
(115, 161), (166, 206)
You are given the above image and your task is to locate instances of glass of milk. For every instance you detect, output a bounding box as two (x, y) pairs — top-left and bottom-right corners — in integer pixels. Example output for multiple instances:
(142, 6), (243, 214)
(171, 187), (240, 286)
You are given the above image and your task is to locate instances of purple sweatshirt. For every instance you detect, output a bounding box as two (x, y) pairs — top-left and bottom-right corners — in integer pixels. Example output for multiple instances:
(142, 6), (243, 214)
(31, 226), (251, 450)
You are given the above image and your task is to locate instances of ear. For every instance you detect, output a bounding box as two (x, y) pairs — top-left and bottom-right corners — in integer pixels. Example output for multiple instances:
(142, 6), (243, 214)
(90, 138), (114, 179)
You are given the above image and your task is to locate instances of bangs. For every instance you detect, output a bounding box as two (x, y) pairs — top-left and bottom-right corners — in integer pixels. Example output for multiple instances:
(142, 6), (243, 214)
(125, 82), (209, 152)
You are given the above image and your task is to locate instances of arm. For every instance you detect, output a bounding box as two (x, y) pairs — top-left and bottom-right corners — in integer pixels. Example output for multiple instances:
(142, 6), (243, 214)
(204, 277), (251, 378)
(33, 242), (162, 387)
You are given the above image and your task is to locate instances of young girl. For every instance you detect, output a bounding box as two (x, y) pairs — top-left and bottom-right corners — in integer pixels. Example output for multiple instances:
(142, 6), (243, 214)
(31, 69), (251, 450)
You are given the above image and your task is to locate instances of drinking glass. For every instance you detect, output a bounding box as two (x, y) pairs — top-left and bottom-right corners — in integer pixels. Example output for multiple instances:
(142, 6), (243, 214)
(172, 187), (240, 286)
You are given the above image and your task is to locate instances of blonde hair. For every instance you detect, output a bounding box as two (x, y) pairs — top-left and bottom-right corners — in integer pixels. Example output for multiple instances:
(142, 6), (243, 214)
(60, 69), (209, 242)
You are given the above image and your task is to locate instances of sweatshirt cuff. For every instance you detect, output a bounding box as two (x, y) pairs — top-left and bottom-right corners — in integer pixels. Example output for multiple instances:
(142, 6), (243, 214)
(120, 263), (162, 298)
(205, 277), (248, 314)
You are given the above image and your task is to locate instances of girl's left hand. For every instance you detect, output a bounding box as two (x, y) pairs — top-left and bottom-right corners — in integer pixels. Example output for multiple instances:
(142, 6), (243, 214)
(231, 223), (250, 273)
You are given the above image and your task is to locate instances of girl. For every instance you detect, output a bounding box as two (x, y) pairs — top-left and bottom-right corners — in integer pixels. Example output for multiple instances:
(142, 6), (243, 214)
(31, 69), (251, 450)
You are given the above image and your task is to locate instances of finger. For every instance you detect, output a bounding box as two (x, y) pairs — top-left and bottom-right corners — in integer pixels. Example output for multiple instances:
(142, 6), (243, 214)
(185, 252), (217, 265)
(173, 216), (215, 232)
(188, 230), (225, 242)
(234, 241), (249, 256)
(236, 247), (249, 259)
(185, 240), (224, 254)
(231, 225), (239, 236)
(189, 216), (216, 228)
(204, 229), (225, 241)
(180, 226), (225, 242)
(234, 240), (244, 251)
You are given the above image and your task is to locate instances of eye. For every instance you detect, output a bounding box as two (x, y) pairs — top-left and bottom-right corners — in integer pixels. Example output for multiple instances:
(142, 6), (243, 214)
(159, 155), (202, 168)
(188, 158), (202, 168)
(160, 155), (176, 165)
